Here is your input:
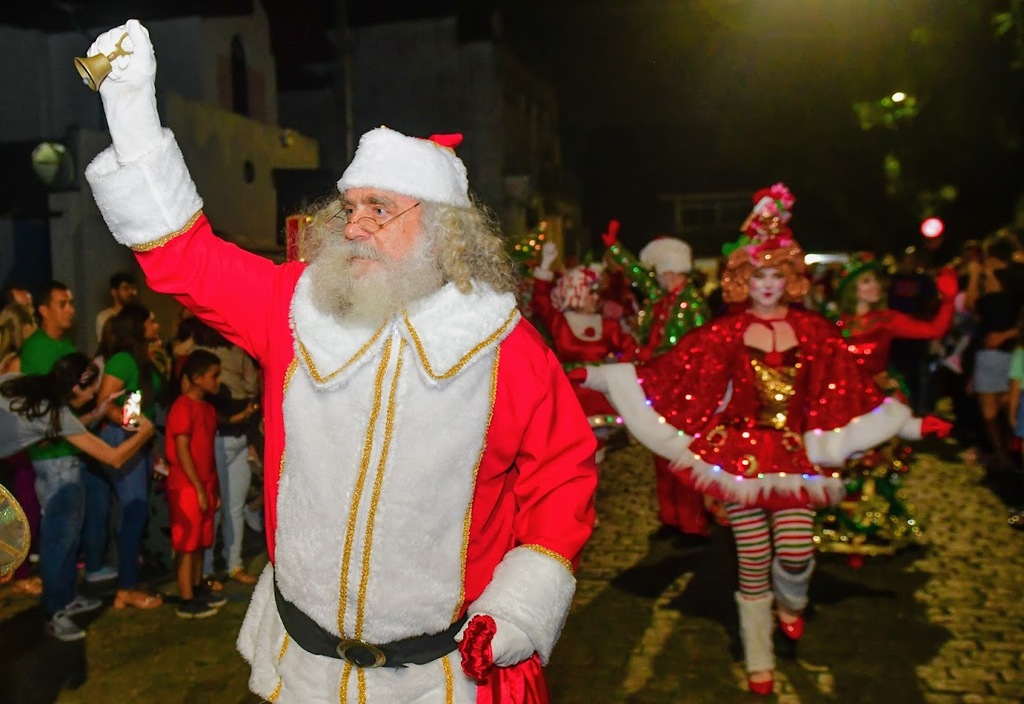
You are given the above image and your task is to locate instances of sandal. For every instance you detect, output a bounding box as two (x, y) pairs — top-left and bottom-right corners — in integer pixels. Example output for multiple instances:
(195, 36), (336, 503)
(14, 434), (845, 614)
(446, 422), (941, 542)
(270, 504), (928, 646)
(114, 589), (163, 610)
(229, 567), (258, 585)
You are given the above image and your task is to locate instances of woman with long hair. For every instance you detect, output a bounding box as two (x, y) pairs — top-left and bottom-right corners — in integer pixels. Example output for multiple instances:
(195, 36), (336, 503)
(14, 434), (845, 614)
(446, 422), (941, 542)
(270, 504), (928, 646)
(85, 302), (166, 609)
(1, 352), (154, 638)
(578, 184), (950, 695)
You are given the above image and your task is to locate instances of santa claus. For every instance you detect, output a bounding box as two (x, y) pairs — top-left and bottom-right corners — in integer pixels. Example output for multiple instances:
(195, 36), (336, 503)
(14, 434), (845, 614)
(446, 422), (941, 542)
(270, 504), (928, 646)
(82, 20), (597, 704)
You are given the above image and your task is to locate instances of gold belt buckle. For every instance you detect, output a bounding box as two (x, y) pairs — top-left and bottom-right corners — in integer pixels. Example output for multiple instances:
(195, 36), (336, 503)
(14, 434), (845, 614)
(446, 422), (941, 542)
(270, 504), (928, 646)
(337, 638), (387, 668)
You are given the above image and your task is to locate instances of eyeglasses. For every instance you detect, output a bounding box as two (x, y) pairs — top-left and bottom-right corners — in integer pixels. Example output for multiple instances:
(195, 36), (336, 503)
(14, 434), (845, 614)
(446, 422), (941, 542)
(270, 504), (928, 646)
(327, 202), (421, 235)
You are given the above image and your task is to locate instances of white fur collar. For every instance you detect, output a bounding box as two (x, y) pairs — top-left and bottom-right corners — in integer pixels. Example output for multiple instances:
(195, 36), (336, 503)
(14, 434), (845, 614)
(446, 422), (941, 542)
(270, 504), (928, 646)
(291, 271), (519, 389)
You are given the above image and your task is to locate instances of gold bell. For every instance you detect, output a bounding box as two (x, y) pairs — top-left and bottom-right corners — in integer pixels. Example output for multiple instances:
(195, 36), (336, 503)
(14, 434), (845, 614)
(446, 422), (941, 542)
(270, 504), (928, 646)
(74, 32), (132, 91)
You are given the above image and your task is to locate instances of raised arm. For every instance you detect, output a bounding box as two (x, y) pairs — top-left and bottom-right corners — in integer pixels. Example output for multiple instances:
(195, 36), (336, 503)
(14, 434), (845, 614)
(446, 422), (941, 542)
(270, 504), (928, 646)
(888, 267), (957, 340)
(67, 416), (155, 469)
(80, 20), (302, 360)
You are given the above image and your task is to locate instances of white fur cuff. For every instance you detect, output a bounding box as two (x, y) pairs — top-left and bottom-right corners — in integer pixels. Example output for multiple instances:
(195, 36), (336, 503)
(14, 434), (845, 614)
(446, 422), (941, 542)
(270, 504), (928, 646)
(466, 547), (576, 665)
(532, 267), (554, 282)
(601, 363), (692, 461)
(898, 416), (923, 441)
(803, 398), (912, 467)
(84, 128), (203, 248)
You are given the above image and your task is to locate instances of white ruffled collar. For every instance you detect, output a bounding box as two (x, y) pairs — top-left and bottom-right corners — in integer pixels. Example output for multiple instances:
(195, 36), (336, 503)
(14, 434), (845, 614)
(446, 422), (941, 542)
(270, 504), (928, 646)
(290, 272), (519, 389)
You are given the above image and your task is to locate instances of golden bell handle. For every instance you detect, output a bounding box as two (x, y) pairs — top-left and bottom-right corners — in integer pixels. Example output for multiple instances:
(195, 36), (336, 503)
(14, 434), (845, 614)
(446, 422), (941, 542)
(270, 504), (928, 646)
(74, 32), (133, 92)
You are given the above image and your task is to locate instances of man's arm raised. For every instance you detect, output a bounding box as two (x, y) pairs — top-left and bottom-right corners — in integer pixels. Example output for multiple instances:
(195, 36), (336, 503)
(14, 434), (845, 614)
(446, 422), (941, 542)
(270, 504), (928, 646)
(82, 20), (300, 360)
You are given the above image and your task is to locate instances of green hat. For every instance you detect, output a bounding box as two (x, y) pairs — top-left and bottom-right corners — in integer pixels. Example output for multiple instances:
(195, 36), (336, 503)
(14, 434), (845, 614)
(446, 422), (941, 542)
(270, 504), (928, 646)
(835, 252), (881, 302)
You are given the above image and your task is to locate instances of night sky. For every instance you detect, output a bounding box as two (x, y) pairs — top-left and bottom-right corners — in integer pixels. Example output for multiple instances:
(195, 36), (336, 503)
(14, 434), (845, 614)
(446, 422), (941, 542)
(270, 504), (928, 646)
(497, 0), (1024, 257)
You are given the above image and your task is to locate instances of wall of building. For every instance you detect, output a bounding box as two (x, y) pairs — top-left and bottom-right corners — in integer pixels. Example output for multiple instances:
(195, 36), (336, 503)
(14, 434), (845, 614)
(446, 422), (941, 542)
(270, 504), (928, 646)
(165, 93), (318, 248)
(350, 18), (504, 211)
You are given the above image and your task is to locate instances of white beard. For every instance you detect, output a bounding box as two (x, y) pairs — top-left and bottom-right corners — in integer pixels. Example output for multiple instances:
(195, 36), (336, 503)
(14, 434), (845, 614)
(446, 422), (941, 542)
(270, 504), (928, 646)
(305, 234), (444, 326)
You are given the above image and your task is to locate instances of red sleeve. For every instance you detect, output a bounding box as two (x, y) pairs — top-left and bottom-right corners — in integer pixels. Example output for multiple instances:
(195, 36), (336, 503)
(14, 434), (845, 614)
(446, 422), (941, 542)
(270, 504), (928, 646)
(509, 341), (598, 569)
(530, 277), (558, 334)
(887, 301), (954, 340)
(135, 214), (304, 363)
(636, 319), (740, 434)
(800, 311), (887, 430)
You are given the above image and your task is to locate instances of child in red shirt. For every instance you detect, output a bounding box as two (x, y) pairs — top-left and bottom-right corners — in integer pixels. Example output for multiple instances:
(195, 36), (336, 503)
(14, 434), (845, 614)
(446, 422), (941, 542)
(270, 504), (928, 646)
(165, 349), (224, 618)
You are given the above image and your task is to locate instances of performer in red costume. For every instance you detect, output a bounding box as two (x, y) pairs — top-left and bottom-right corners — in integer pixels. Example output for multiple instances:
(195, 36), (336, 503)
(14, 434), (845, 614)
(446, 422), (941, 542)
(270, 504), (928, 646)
(815, 254), (957, 559)
(577, 183), (950, 696)
(532, 241), (633, 453)
(835, 253), (957, 397)
(81, 21), (596, 704)
(603, 224), (714, 539)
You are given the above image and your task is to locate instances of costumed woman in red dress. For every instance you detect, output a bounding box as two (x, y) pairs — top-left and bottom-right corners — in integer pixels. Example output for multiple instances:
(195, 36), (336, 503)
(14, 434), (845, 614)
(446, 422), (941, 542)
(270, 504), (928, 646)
(532, 241), (634, 458)
(816, 253), (957, 561)
(576, 183), (951, 695)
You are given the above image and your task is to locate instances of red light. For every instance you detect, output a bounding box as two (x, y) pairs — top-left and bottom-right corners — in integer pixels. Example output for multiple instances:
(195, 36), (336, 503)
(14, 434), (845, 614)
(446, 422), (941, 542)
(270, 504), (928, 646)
(921, 217), (944, 238)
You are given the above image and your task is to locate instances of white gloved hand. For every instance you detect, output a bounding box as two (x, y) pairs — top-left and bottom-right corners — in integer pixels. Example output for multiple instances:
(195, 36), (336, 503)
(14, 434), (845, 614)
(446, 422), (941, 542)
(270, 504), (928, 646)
(87, 19), (162, 164)
(540, 241), (558, 271)
(455, 614), (536, 668)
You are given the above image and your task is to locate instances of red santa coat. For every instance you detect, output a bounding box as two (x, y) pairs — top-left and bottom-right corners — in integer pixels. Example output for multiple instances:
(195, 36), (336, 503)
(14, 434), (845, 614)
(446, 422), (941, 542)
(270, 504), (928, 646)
(86, 132), (597, 704)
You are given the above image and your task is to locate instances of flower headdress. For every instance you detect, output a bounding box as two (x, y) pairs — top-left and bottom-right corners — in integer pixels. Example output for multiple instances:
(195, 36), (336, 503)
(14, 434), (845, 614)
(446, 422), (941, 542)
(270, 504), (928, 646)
(722, 182), (797, 259)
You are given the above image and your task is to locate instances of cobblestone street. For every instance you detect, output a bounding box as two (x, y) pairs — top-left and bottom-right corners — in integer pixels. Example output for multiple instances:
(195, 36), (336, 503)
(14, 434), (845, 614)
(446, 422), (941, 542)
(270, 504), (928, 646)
(547, 436), (1024, 703)
(1, 435), (1021, 703)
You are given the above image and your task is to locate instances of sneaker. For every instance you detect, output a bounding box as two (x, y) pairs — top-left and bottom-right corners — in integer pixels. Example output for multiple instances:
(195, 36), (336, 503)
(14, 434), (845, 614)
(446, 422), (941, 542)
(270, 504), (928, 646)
(45, 612), (86, 642)
(198, 592), (228, 609)
(83, 565), (118, 583)
(62, 594), (103, 617)
(176, 599), (218, 619)
(194, 582), (227, 608)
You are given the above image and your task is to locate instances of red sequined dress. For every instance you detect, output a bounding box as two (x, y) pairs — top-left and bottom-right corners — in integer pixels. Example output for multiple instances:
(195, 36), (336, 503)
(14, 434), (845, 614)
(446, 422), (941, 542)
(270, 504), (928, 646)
(815, 304), (952, 555)
(595, 307), (913, 511)
(838, 302), (954, 398)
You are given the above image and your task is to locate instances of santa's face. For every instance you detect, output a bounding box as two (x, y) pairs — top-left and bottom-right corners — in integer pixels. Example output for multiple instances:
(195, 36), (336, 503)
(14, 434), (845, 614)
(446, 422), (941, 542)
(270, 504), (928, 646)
(307, 189), (443, 325)
(856, 271), (882, 306)
(748, 266), (786, 308)
(339, 188), (423, 274)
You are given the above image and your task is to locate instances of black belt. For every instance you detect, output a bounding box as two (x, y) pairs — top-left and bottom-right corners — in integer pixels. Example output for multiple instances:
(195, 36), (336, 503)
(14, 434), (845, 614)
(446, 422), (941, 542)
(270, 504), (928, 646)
(273, 579), (467, 668)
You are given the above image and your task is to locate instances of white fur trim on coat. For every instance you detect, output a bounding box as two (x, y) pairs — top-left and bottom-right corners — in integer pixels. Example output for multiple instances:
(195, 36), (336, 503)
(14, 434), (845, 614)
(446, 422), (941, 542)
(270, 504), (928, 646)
(290, 273), (519, 389)
(84, 128), (203, 248)
(337, 127), (471, 207)
(466, 546), (576, 665)
(803, 398), (913, 466)
(597, 363), (692, 460)
(897, 416), (924, 440)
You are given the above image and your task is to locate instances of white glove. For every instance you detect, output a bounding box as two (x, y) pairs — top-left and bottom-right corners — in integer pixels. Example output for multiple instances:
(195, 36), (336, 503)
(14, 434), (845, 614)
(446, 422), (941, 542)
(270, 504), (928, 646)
(539, 241), (558, 271)
(87, 19), (162, 164)
(455, 614), (536, 667)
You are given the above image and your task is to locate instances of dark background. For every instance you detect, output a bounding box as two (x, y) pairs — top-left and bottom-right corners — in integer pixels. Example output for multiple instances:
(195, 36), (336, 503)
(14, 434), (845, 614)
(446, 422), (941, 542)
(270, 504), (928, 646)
(3, 0), (1022, 257)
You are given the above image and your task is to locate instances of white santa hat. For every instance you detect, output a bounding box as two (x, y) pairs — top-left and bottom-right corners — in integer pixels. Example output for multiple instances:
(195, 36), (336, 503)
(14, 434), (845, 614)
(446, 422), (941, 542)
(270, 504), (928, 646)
(639, 237), (693, 275)
(336, 127), (471, 208)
